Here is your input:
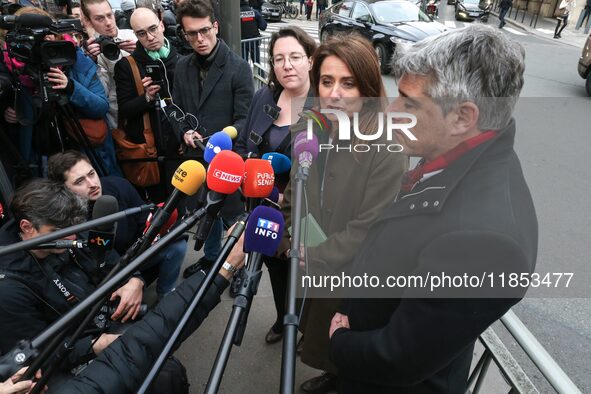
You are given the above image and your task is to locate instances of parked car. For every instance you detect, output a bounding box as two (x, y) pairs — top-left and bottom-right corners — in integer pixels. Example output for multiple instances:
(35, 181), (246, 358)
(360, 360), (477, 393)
(319, 0), (447, 74)
(578, 31), (591, 96)
(454, 0), (491, 21)
(262, 0), (283, 22)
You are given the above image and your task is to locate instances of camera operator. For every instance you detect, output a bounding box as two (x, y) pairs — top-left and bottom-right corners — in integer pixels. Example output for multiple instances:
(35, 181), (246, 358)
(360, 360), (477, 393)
(114, 7), (182, 201)
(0, 6), (117, 180)
(0, 179), (133, 379)
(81, 0), (136, 130)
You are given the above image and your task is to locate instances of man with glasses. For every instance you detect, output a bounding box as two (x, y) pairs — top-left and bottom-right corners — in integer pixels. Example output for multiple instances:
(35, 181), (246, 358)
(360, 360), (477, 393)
(173, 0), (254, 277)
(114, 7), (182, 201)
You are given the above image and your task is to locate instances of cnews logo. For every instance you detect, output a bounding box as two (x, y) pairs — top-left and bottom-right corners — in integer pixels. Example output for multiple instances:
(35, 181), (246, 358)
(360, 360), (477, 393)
(213, 169), (242, 183)
(255, 218), (280, 239)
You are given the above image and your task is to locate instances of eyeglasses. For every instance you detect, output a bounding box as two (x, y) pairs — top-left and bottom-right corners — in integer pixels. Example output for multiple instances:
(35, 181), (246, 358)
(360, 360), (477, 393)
(183, 25), (214, 40)
(135, 25), (159, 39)
(271, 53), (307, 68)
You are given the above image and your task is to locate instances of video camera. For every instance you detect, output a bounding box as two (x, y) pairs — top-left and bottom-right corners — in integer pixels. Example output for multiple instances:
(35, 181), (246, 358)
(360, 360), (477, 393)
(0, 13), (83, 104)
(94, 301), (149, 331)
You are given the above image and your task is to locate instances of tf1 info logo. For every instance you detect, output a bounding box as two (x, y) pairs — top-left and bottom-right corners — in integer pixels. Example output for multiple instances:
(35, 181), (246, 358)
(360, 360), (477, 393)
(255, 218), (280, 239)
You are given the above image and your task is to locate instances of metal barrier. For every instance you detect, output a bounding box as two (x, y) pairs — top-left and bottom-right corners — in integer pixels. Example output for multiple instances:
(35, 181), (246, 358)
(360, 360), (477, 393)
(469, 310), (582, 393)
(241, 35), (271, 89)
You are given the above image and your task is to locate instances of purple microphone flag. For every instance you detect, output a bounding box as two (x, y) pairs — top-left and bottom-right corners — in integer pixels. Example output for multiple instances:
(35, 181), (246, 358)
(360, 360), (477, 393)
(244, 205), (285, 256)
(293, 132), (319, 168)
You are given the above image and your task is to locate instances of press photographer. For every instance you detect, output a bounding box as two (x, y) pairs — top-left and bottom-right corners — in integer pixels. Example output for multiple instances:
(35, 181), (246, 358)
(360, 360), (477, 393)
(0, 6), (118, 183)
(0, 179), (146, 387)
(114, 7), (183, 201)
(81, 0), (136, 130)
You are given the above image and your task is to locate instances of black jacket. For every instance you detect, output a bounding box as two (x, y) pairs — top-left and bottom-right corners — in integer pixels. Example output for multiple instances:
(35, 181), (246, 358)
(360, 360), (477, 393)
(56, 271), (229, 393)
(329, 121), (538, 393)
(114, 43), (181, 154)
(0, 219), (118, 367)
(172, 39), (254, 160)
(99, 176), (148, 255)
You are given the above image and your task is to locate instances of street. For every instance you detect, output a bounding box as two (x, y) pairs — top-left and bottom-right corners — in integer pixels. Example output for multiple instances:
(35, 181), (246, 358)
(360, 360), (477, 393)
(174, 9), (590, 393)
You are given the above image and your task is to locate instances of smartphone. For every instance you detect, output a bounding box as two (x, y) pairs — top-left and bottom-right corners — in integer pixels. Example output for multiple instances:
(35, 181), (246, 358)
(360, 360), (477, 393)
(145, 64), (163, 84)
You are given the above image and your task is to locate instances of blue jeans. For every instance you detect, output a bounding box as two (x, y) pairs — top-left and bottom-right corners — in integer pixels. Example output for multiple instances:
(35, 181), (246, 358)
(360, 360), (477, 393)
(144, 238), (187, 295)
(499, 7), (509, 26)
(203, 214), (242, 262)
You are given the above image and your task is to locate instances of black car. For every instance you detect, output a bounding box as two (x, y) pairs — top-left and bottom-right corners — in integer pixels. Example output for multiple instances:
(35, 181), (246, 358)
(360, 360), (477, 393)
(261, 0), (283, 22)
(454, 0), (491, 21)
(319, 0), (447, 74)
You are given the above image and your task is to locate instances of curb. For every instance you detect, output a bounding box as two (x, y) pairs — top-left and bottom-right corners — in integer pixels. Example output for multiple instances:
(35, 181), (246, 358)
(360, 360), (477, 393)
(491, 10), (587, 48)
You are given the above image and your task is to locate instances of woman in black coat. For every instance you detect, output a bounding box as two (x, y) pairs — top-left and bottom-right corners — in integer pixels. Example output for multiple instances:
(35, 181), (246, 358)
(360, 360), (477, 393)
(235, 26), (317, 344)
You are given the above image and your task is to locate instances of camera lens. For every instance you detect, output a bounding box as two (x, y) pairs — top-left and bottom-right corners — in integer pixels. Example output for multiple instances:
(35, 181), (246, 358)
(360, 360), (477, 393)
(100, 40), (121, 61)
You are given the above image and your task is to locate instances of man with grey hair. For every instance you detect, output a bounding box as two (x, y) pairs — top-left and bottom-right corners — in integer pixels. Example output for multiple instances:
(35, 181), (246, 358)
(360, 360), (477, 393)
(327, 25), (538, 393)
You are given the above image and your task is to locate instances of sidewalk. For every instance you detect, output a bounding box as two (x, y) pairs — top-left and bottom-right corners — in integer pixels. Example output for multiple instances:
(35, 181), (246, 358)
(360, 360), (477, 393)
(493, 7), (590, 48)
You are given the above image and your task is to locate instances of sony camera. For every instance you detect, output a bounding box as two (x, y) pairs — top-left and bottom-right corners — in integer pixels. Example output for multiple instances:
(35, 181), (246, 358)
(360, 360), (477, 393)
(94, 301), (149, 330)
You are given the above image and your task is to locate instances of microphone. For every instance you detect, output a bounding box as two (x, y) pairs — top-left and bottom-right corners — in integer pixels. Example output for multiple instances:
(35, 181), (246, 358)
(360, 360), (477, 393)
(88, 195), (118, 271)
(261, 152), (292, 175)
(204, 131), (233, 163)
(144, 203), (178, 239)
(242, 159), (275, 199)
(35, 239), (87, 249)
(244, 205), (285, 256)
(193, 151), (245, 252)
(261, 186), (281, 210)
(268, 186), (279, 204)
(143, 160), (206, 248)
(0, 14), (53, 29)
(222, 126), (238, 139)
(293, 132), (319, 169)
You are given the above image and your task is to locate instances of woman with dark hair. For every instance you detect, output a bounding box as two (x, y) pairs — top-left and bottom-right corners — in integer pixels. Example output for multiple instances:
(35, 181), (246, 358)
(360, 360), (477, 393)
(235, 25), (317, 344)
(280, 34), (407, 393)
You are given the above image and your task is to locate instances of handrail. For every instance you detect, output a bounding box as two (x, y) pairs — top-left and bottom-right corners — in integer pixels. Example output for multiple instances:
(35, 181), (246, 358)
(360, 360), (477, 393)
(500, 310), (582, 394)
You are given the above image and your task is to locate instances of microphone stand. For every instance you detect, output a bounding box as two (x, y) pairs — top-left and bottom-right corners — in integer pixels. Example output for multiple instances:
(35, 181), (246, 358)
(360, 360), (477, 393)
(204, 250), (266, 393)
(0, 204), (154, 257)
(0, 206), (208, 382)
(137, 212), (249, 394)
(280, 165), (309, 394)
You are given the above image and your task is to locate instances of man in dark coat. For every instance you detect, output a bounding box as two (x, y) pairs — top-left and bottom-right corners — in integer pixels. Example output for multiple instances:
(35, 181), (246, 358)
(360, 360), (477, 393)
(173, 0), (253, 275)
(114, 7), (183, 201)
(327, 25), (538, 393)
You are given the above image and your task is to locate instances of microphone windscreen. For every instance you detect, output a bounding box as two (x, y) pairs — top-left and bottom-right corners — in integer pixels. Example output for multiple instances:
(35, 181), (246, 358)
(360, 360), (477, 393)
(92, 195), (119, 231)
(17, 13), (53, 28)
(207, 150), (245, 194)
(222, 126), (238, 139)
(268, 186), (279, 204)
(244, 205), (284, 256)
(171, 160), (206, 196)
(242, 159), (275, 198)
(261, 152), (292, 175)
(145, 203), (178, 236)
(204, 131), (233, 163)
(293, 132), (319, 162)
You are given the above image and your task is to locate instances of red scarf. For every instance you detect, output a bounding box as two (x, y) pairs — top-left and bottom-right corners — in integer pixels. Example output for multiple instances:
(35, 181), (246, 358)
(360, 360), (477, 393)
(400, 130), (498, 193)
